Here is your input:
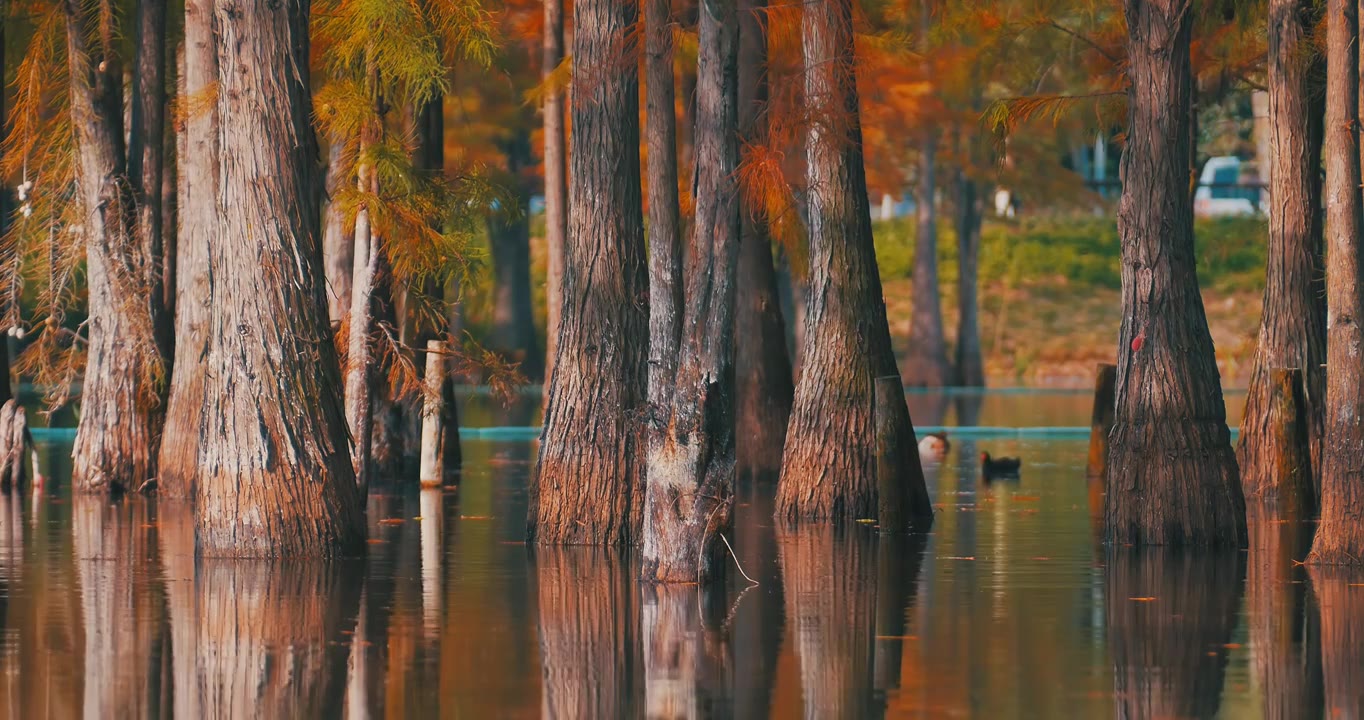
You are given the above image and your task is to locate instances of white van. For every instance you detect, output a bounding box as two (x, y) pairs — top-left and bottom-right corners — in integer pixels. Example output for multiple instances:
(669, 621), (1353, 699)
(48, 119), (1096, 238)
(1194, 156), (1265, 217)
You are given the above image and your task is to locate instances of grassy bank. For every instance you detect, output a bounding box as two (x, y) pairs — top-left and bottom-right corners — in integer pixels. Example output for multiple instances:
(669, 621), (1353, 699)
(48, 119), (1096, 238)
(873, 215), (1268, 386)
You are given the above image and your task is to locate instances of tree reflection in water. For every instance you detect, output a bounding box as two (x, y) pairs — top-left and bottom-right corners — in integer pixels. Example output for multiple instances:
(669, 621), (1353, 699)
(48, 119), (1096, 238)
(1247, 510), (1322, 719)
(1106, 548), (1244, 719)
(1307, 564), (1364, 717)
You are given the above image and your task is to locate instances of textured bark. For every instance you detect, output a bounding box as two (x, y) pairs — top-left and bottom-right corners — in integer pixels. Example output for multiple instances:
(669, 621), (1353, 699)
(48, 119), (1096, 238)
(75, 497), (167, 719)
(1248, 513), (1323, 720)
(1106, 549), (1244, 719)
(1104, 0), (1245, 547)
(322, 141), (354, 325)
(0, 0), (7, 407)
(1238, 0), (1327, 513)
(0, 400), (36, 492)
(528, 0), (648, 545)
(734, 0), (794, 485)
(874, 376), (932, 532)
(345, 109), (381, 496)
(1308, 566), (1364, 716)
(778, 526), (876, 717)
(534, 549), (644, 717)
(196, 0), (366, 556)
(157, 0), (216, 500)
(776, 0), (928, 525)
(66, 0), (167, 494)
(642, 0), (740, 584)
(131, 0), (170, 360)
(488, 128), (543, 381)
(645, 0), (683, 433)
(953, 171), (984, 387)
(1311, 0), (1364, 566)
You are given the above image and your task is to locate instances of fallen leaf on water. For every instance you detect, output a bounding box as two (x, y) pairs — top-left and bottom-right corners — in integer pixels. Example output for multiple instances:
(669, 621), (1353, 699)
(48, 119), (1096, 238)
(140, 524), (157, 529)
(1030, 556), (1052, 561)
(366, 539), (387, 545)
(460, 515), (493, 520)
(943, 556), (976, 561)
(1012, 495), (1041, 502)
(855, 518), (876, 524)
(1349, 583), (1364, 587)
(1128, 597), (1157, 602)
(1222, 644), (1242, 649)
(412, 516), (424, 521)
(378, 518), (405, 526)
(1206, 651), (1218, 657)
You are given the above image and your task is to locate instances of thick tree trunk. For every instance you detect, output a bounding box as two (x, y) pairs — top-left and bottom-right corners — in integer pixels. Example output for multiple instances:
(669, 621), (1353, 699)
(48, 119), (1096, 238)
(1104, 0), (1245, 547)
(778, 526), (876, 717)
(543, 0), (568, 391)
(904, 134), (949, 387)
(528, 0), (648, 545)
(196, 0), (366, 556)
(1248, 513), (1323, 720)
(953, 171), (984, 387)
(642, 0), (740, 584)
(1311, 0), (1364, 566)
(157, 0), (216, 499)
(775, 0), (932, 526)
(0, 1), (6, 407)
(131, 0), (169, 360)
(1309, 566), (1364, 715)
(1238, 0), (1326, 512)
(66, 0), (167, 494)
(322, 141), (354, 325)
(734, 0), (794, 485)
(488, 129), (544, 381)
(1106, 549), (1244, 719)
(534, 549), (644, 717)
(645, 0), (683, 437)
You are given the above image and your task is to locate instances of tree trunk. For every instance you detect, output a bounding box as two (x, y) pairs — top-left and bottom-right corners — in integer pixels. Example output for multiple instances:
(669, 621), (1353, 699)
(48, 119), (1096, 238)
(778, 526), (876, 717)
(642, 0), (740, 585)
(0, 8), (10, 407)
(1311, 0), (1364, 566)
(157, 0), (216, 499)
(1309, 565), (1364, 715)
(65, 0), (167, 494)
(1106, 549), (1244, 719)
(534, 549), (644, 717)
(953, 170), (984, 387)
(1248, 513), (1323, 720)
(775, 0), (932, 527)
(131, 0), (170, 361)
(734, 0), (794, 486)
(488, 129), (544, 381)
(528, 0), (648, 546)
(904, 133), (949, 387)
(645, 0), (682, 439)
(1238, 0), (1327, 512)
(543, 0), (568, 391)
(1104, 0), (1245, 547)
(322, 141), (354, 325)
(196, 0), (366, 556)
(345, 101), (381, 496)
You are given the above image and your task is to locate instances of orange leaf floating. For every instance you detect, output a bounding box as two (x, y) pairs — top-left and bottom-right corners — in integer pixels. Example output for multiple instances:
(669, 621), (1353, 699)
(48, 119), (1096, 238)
(1222, 644), (1242, 649)
(460, 515), (493, 520)
(378, 518), (405, 526)
(1128, 597), (1157, 602)
(366, 539), (387, 544)
(1012, 495), (1041, 502)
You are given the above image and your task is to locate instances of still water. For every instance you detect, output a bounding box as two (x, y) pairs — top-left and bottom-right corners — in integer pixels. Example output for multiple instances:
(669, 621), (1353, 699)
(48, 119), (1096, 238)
(1, 390), (1358, 719)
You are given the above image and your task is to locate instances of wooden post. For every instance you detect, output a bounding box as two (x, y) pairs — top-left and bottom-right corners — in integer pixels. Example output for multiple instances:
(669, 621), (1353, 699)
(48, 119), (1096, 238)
(420, 340), (447, 488)
(1086, 363), (1117, 480)
(0, 399), (34, 492)
(1261, 368), (1313, 515)
(874, 376), (908, 531)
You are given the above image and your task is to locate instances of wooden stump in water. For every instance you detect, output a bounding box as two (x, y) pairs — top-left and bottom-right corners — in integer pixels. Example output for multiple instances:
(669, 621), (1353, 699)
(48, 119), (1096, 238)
(0, 399), (37, 491)
(419, 340), (460, 487)
(1251, 368), (1314, 515)
(873, 376), (933, 533)
(1085, 364), (1116, 481)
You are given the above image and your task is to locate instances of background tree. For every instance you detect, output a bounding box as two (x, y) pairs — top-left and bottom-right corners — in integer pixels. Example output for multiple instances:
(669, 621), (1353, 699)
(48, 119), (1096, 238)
(1104, 0), (1245, 547)
(1237, 0), (1325, 512)
(734, 0), (794, 484)
(528, 0), (648, 545)
(1310, 0), (1364, 565)
(775, 0), (932, 526)
(194, 0), (365, 556)
(64, 0), (170, 493)
(158, 0), (215, 499)
(642, 0), (740, 584)
(542, 0), (568, 389)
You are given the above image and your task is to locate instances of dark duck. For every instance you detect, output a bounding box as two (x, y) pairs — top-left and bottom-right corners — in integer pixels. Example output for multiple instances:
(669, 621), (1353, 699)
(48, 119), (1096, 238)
(980, 451), (1022, 479)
